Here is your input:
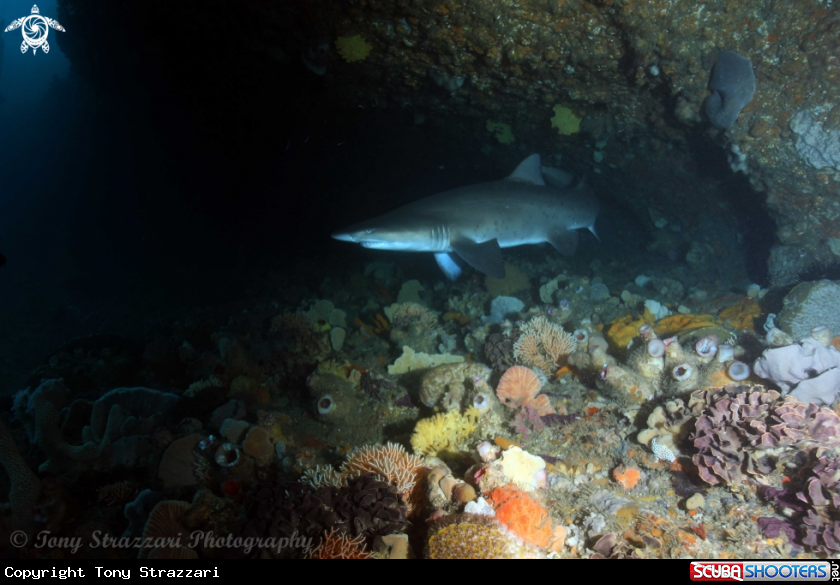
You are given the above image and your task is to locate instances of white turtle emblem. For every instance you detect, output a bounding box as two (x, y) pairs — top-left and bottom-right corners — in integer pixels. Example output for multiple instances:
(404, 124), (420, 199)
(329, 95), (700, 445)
(4, 5), (65, 55)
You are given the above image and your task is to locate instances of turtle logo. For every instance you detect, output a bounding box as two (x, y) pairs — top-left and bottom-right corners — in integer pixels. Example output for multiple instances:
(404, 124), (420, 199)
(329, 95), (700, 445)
(4, 5), (66, 55)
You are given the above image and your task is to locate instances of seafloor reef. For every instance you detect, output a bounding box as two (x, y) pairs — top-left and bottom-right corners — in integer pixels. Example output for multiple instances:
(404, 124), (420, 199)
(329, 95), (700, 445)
(3, 254), (840, 559)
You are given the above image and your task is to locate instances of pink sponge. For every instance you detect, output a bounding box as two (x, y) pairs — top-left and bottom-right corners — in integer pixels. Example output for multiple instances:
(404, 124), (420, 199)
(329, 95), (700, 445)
(754, 337), (840, 405)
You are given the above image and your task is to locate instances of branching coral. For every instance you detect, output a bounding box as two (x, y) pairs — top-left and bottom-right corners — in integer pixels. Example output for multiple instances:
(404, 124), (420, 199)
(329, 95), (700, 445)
(302, 465), (345, 489)
(309, 528), (376, 559)
(513, 316), (575, 375)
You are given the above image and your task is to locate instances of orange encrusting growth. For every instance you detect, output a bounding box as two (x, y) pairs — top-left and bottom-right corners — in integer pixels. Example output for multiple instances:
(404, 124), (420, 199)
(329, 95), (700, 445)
(488, 485), (553, 548)
(718, 299), (761, 332)
(613, 466), (642, 490)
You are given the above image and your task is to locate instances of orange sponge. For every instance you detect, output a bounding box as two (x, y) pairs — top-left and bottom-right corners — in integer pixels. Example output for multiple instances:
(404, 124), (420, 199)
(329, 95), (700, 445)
(613, 466), (641, 490)
(488, 485), (552, 548)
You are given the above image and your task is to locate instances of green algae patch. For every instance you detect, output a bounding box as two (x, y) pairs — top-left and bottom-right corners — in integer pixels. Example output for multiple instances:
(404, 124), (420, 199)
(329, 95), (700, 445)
(486, 121), (515, 144)
(550, 105), (581, 136)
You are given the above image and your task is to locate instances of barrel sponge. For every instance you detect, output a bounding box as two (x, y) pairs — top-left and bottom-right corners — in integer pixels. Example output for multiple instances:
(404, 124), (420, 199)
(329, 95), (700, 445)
(426, 514), (539, 559)
(0, 417), (42, 536)
(220, 418), (250, 443)
(704, 50), (755, 129)
(778, 280), (840, 341)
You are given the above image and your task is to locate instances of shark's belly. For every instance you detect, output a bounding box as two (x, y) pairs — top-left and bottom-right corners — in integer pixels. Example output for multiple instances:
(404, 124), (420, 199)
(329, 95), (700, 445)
(463, 223), (547, 248)
(496, 234), (546, 248)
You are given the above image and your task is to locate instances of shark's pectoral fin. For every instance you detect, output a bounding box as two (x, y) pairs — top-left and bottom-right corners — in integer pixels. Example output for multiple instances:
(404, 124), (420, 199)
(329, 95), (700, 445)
(450, 238), (505, 278)
(434, 253), (463, 281)
(547, 230), (580, 257)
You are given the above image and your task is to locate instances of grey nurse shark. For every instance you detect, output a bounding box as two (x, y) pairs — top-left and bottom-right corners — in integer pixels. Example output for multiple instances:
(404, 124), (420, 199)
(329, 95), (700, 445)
(331, 154), (599, 280)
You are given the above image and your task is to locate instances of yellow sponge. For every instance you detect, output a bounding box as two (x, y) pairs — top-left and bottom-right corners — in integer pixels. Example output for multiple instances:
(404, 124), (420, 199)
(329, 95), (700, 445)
(335, 35), (372, 63)
(550, 105), (581, 136)
(411, 408), (480, 457)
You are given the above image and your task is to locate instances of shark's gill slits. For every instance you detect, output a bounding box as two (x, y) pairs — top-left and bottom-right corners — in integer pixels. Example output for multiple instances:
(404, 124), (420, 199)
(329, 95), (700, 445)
(432, 224), (450, 251)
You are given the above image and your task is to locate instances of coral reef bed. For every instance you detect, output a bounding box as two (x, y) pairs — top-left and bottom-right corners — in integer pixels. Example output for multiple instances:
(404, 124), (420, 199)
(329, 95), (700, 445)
(4, 245), (840, 560)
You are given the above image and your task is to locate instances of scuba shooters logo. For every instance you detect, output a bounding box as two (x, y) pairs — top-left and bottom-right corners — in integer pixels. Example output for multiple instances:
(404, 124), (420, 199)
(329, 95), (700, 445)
(4, 5), (65, 55)
(691, 563), (744, 582)
(690, 561), (835, 582)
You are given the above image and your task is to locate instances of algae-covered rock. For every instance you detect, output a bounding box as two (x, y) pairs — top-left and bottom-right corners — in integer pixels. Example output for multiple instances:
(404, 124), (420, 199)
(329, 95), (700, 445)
(778, 280), (840, 341)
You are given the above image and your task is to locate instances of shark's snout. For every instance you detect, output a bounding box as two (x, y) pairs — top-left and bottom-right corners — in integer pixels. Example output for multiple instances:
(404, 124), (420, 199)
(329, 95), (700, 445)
(331, 231), (356, 242)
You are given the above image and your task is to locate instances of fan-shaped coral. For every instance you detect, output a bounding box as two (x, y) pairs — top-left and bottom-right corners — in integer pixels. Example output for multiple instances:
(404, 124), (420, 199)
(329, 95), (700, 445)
(341, 442), (425, 511)
(495, 366), (555, 415)
(513, 316), (576, 375)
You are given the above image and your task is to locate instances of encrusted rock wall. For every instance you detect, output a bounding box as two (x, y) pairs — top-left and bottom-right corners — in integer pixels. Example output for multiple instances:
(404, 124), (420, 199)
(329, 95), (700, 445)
(57, 0), (840, 284)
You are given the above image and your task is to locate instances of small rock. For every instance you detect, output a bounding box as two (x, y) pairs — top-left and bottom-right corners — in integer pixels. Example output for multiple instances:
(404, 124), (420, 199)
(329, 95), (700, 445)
(686, 493), (705, 510)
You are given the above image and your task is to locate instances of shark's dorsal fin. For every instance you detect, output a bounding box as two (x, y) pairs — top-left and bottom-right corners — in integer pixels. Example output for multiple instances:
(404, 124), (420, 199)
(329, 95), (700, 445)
(506, 154), (545, 186)
(450, 238), (505, 278)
